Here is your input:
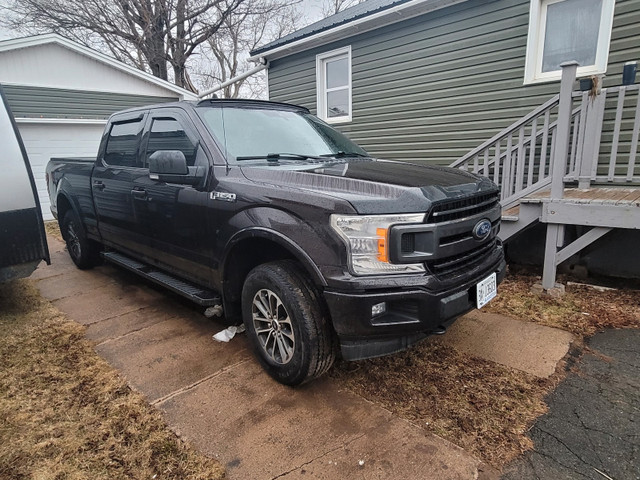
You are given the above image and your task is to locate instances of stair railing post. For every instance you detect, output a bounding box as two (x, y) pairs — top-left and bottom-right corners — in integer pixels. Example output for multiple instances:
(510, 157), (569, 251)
(550, 61), (578, 199)
(542, 61), (577, 291)
(578, 74), (605, 189)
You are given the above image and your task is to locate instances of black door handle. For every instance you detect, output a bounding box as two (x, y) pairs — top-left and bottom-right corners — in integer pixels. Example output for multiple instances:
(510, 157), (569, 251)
(93, 181), (105, 191)
(131, 189), (147, 200)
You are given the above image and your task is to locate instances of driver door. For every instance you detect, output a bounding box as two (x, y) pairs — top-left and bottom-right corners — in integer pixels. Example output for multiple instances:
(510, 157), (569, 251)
(133, 108), (213, 285)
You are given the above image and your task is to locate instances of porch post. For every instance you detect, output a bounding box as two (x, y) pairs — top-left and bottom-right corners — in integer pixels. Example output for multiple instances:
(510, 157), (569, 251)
(578, 75), (606, 189)
(542, 62), (577, 291)
(550, 61), (577, 199)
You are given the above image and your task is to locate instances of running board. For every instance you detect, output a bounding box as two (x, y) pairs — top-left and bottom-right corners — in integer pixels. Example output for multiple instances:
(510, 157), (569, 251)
(101, 251), (221, 306)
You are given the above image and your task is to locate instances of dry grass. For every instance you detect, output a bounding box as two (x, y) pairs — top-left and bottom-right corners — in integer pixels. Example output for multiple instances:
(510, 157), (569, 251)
(0, 279), (224, 480)
(485, 271), (640, 336)
(331, 342), (552, 467)
(44, 220), (63, 241)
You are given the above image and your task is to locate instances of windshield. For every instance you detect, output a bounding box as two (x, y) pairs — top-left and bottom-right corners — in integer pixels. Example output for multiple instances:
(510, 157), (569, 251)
(196, 105), (368, 163)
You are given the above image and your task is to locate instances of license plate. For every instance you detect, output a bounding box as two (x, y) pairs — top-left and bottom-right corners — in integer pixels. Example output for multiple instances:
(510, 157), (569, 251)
(476, 272), (497, 309)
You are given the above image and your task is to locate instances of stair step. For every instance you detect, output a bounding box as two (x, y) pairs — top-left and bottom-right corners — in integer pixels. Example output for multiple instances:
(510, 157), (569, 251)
(502, 205), (520, 222)
(102, 251), (220, 306)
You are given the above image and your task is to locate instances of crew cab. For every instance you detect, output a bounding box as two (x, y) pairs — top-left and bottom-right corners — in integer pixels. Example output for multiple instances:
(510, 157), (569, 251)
(47, 99), (505, 385)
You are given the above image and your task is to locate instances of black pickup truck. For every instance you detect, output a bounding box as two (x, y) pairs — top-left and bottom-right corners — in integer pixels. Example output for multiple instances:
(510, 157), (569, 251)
(47, 99), (505, 385)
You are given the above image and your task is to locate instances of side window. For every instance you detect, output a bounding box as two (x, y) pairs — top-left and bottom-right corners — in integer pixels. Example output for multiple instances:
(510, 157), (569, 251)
(146, 117), (199, 167)
(316, 46), (352, 124)
(104, 119), (144, 167)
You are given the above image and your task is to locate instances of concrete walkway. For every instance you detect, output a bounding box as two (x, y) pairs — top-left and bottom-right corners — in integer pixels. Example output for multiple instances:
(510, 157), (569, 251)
(34, 236), (574, 479)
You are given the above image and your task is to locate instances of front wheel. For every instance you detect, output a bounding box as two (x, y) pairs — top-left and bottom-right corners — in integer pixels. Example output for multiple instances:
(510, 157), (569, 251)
(241, 260), (336, 386)
(61, 210), (101, 269)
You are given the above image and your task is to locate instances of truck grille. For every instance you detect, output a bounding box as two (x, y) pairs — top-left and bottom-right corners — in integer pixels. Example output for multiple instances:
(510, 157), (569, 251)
(426, 239), (497, 276)
(427, 191), (499, 223)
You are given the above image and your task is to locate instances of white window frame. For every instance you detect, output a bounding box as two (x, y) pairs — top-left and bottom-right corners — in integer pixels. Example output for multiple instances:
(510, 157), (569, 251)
(524, 0), (616, 84)
(316, 46), (352, 124)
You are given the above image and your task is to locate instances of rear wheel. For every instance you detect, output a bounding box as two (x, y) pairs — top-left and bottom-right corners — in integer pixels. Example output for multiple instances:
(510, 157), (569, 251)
(61, 210), (101, 269)
(241, 260), (336, 386)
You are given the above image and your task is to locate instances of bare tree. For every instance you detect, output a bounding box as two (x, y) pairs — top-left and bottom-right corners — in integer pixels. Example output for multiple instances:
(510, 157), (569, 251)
(0, 0), (248, 91)
(321, 0), (365, 16)
(196, 0), (300, 98)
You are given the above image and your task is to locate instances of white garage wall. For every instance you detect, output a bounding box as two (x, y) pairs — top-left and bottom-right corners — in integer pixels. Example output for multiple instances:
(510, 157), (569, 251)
(17, 121), (106, 220)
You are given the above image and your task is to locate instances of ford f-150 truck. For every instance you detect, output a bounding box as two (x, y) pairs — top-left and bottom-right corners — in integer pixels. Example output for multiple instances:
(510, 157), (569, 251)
(47, 99), (505, 385)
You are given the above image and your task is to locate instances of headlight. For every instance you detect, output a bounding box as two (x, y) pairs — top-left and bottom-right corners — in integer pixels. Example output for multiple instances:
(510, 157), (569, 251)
(330, 213), (426, 275)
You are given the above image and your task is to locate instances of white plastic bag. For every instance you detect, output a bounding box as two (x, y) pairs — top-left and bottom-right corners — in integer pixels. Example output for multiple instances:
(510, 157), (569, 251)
(212, 324), (245, 342)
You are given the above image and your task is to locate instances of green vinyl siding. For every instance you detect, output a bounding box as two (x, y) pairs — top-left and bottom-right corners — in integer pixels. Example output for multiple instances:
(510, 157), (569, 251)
(268, 0), (640, 165)
(2, 84), (177, 120)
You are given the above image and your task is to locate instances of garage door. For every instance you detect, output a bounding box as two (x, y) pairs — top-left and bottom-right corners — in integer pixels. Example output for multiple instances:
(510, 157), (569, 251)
(17, 122), (105, 220)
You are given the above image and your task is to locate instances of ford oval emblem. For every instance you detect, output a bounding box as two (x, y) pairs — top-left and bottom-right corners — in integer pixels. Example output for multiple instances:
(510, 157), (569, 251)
(473, 219), (492, 241)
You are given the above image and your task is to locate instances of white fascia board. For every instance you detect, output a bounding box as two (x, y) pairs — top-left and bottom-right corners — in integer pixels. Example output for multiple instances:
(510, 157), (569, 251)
(0, 34), (198, 100)
(15, 117), (108, 125)
(248, 0), (468, 62)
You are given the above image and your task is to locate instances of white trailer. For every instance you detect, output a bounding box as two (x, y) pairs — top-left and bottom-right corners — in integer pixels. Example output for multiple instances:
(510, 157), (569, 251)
(0, 84), (49, 282)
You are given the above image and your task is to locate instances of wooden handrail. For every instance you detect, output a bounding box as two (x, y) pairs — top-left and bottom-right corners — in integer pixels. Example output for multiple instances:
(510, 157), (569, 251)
(450, 94), (560, 168)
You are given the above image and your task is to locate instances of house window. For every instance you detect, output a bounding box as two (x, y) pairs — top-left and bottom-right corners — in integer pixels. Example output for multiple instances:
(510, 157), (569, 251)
(316, 46), (352, 123)
(524, 0), (615, 84)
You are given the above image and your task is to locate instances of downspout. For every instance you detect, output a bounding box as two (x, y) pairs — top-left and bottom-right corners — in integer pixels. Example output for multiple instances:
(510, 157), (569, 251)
(198, 57), (269, 99)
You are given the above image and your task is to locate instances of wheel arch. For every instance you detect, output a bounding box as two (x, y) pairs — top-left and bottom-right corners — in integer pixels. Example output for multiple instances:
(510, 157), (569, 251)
(221, 228), (327, 322)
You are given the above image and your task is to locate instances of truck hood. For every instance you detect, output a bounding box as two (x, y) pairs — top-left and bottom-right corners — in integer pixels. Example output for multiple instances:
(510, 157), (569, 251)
(239, 158), (498, 214)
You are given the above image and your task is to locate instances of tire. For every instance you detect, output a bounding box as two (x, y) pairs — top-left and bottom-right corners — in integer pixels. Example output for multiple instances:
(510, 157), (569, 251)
(61, 210), (101, 269)
(241, 260), (337, 386)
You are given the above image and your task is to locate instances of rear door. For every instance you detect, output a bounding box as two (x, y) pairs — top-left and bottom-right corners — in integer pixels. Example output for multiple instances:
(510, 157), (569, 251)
(92, 112), (150, 255)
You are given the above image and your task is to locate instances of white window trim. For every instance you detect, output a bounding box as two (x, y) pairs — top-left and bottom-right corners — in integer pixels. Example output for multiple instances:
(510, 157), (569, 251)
(524, 0), (616, 85)
(316, 46), (352, 124)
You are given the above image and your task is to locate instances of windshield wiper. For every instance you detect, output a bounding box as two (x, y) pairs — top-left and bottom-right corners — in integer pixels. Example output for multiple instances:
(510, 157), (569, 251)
(236, 153), (322, 162)
(319, 151), (369, 158)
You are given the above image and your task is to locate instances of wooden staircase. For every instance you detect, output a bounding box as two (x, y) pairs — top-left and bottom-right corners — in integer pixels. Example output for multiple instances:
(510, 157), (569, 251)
(450, 63), (640, 290)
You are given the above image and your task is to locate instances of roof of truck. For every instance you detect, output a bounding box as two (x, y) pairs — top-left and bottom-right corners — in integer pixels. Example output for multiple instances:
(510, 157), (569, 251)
(110, 98), (310, 119)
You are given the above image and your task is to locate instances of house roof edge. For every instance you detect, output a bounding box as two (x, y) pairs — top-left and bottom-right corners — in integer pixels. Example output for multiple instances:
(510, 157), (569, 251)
(249, 0), (469, 61)
(0, 33), (198, 100)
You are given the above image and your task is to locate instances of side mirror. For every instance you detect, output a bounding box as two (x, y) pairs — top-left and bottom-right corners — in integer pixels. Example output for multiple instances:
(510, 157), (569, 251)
(148, 150), (205, 186)
(149, 150), (188, 175)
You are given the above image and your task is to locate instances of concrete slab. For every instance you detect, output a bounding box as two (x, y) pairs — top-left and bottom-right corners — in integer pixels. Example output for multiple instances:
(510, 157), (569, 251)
(47, 235), (66, 254)
(158, 360), (496, 480)
(86, 303), (177, 344)
(52, 282), (164, 325)
(36, 269), (117, 301)
(435, 311), (575, 378)
(95, 315), (251, 403)
(30, 250), (78, 281)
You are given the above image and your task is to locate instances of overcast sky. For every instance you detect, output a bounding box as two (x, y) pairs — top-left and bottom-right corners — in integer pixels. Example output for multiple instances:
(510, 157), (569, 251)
(0, 24), (14, 40)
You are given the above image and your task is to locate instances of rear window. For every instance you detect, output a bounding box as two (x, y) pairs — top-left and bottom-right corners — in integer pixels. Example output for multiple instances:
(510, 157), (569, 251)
(104, 119), (144, 167)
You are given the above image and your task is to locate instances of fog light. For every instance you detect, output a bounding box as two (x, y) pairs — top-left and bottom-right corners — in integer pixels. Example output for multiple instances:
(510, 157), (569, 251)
(372, 302), (387, 317)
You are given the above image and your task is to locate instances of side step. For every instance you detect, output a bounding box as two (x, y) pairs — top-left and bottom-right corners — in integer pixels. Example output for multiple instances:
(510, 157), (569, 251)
(102, 251), (221, 306)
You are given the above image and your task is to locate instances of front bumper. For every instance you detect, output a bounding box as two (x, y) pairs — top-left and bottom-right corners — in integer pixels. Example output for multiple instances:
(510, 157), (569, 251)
(323, 251), (506, 361)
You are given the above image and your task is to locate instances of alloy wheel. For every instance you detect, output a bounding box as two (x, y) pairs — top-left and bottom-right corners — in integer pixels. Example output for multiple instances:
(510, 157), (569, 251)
(251, 288), (295, 364)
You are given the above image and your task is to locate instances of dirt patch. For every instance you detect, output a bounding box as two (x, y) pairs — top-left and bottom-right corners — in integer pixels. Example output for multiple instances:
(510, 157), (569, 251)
(484, 270), (640, 336)
(44, 220), (63, 241)
(0, 280), (224, 480)
(331, 342), (552, 467)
